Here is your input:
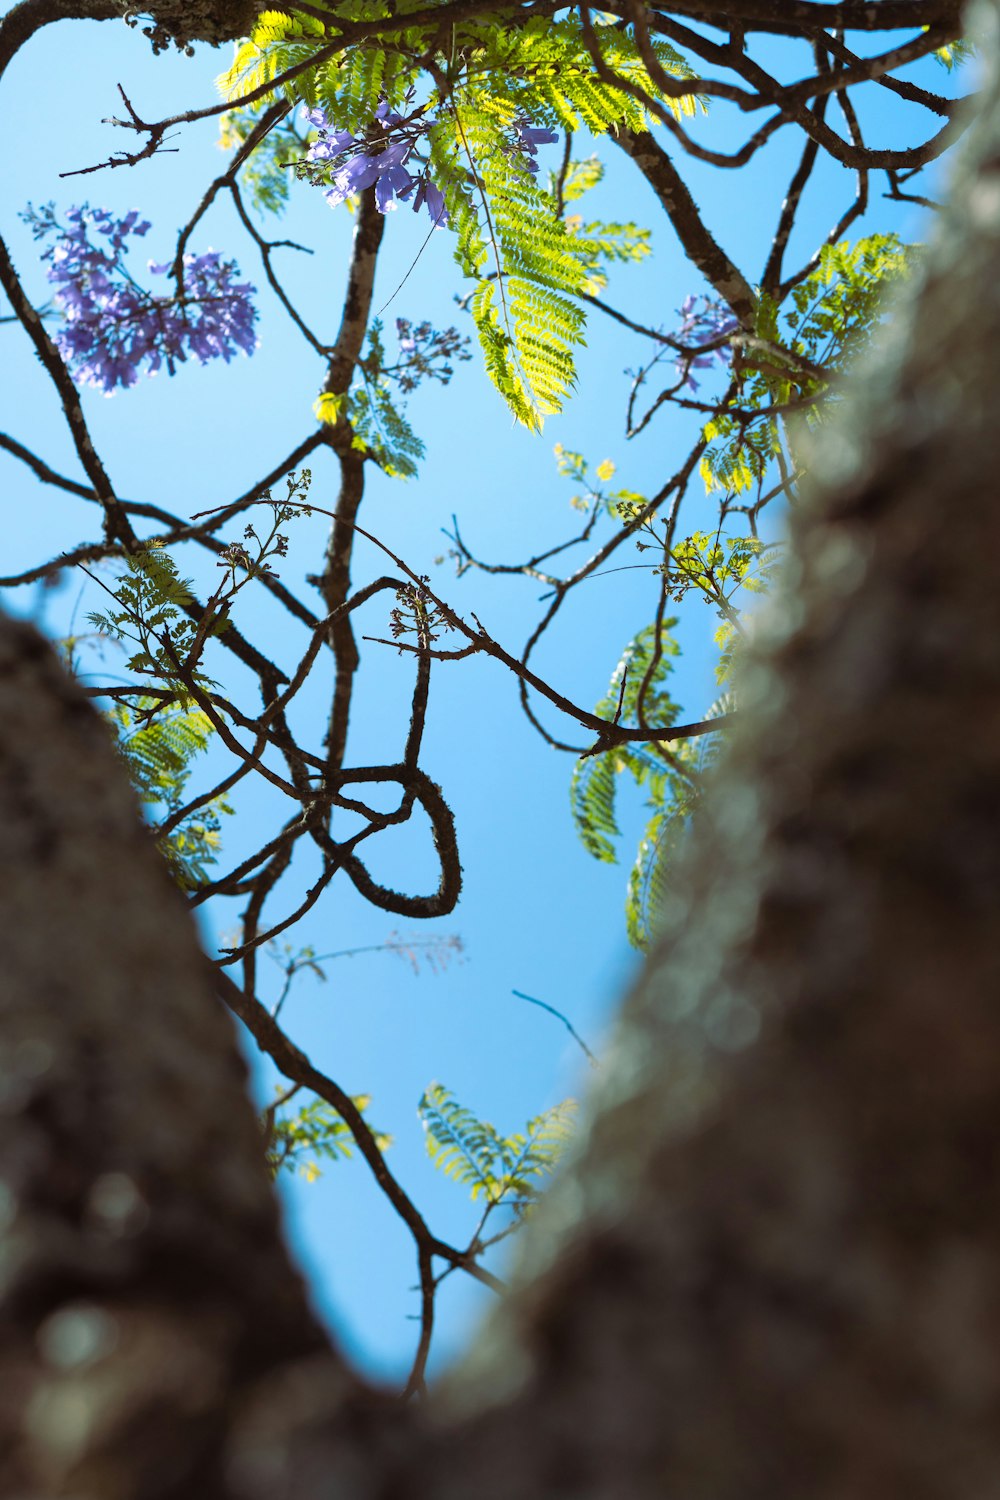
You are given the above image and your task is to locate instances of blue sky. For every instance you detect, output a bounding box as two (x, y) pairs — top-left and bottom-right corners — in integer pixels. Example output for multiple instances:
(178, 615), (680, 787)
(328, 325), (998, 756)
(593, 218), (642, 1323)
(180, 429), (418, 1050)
(0, 12), (963, 1381)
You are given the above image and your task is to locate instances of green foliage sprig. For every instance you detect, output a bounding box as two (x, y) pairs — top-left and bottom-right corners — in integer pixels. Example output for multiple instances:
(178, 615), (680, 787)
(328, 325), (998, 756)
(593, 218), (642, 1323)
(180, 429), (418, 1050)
(571, 232), (911, 945)
(315, 319), (472, 476)
(219, 103), (307, 214)
(932, 35), (974, 70)
(86, 544), (215, 692)
(352, 318), (428, 477)
(220, 8), (693, 428)
(267, 1087), (392, 1182)
(419, 1083), (576, 1215)
(108, 697), (234, 890)
(571, 621), (734, 950)
(87, 476), (311, 693)
(700, 233), (911, 495)
(81, 477), (312, 887)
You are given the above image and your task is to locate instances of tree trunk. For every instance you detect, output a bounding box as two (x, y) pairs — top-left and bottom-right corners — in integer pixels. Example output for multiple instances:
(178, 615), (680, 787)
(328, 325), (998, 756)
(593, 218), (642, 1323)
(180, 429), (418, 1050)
(5, 4), (1000, 1496)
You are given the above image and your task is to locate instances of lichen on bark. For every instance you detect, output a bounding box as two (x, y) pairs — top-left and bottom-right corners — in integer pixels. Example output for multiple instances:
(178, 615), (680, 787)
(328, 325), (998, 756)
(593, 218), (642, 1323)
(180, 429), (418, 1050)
(123, 0), (260, 53)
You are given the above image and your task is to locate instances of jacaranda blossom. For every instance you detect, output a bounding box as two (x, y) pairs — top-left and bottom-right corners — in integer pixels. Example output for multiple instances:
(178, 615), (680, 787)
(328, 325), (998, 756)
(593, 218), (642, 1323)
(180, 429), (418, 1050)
(303, 103), (446, 224)
(505, 118), (560, 176)
(23, 203), (258, 395)
(673, 295), (739, 390)
(302, 103), (559, 224)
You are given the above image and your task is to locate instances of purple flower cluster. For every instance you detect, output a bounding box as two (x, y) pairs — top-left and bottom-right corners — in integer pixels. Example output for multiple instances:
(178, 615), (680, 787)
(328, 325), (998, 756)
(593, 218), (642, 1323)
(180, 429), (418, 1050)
(303, 103), (447, 223)
(673, 295), (739, 390)
(502, 117), (560, 176)
(391, 318), (471, 392)
(24, 204), (258, 394)
(302, 104), (559, 222)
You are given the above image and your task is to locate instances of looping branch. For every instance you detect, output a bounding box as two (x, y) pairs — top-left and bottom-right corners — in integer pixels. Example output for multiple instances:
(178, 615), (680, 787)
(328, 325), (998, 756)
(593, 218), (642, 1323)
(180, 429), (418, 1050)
(332, 765), (463, 917)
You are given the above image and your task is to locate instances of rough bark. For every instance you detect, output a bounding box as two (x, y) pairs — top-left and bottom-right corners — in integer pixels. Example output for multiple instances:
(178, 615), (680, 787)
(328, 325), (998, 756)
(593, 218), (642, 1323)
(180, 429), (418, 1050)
(0, 622), (346, 1497)
(5, 2), (1000, 1496)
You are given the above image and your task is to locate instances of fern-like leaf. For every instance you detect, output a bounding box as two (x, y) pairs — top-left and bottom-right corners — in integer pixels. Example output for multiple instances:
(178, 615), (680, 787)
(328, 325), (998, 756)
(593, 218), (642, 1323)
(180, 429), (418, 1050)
(267, 1090), (391, 1181)
(419, 1084), (576, 1211)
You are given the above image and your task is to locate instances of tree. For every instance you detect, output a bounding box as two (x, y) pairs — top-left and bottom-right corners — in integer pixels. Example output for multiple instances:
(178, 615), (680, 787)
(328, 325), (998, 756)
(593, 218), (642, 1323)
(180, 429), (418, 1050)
(3, 0), (997, 1491)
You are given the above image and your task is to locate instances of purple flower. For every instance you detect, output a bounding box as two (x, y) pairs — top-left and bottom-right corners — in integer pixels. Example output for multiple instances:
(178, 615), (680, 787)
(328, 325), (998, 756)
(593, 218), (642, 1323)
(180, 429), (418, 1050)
(302, 105), (354, 159)
(22, 203), (257, 394)
(495, 116), (560, 179)
(303, 104), (554, 223)
(389, 317), (471, 392)
(303, 105), (447, 226)
(412, 179), (446, 226)
(672, 296), (739, 390)
(510, 118), (560, 175)
(325, 153), (383, 208)
(375, 163), (417, 213)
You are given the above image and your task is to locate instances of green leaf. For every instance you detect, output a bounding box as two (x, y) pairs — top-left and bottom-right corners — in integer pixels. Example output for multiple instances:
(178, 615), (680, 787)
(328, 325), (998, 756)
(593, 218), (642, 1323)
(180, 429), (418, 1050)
(267, 1090), (391, 1181)
(697, 233), (912, 499)
(931, 35), (973, 70)
(549, 154), (604, 203)
(571, 751), (621, 863)
(419, 1084), (576, 1211)
(103, 697), (233, 891)
(314, 390), (346, 426)
(218, 104), (305, 215)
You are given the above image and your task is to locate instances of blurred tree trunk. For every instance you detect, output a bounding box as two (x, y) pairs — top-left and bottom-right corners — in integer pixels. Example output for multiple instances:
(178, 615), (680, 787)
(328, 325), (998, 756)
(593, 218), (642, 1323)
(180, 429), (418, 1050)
(5, 5), (1000, 1497)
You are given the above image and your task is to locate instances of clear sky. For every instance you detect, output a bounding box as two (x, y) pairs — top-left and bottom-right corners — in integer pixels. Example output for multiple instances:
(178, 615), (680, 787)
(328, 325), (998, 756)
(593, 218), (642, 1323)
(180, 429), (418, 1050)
(0, 10), (961, 1382)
